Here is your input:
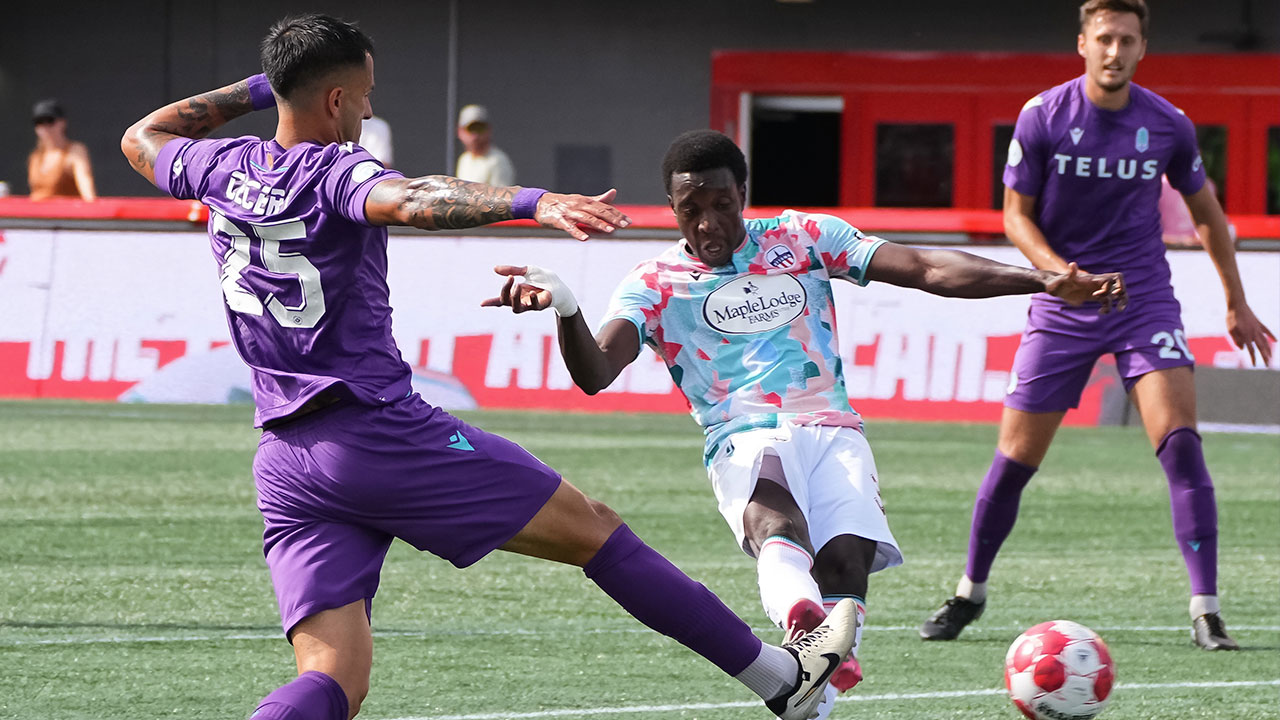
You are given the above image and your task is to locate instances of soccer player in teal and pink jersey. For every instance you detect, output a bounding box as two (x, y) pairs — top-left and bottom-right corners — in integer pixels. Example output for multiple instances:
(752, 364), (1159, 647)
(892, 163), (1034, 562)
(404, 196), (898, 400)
(484, 129), (1123, 715)
(920, 0), (1274, 651)
(121, 14), (861, 720)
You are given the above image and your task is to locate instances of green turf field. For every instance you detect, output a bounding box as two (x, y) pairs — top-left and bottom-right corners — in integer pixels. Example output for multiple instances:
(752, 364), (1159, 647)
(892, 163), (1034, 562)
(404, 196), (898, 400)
(0, 401), (1276, 720)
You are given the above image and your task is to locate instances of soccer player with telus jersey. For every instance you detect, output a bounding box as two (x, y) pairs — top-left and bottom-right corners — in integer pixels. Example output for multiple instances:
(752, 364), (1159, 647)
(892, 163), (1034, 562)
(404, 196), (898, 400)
(121, 14), (862, 720)
(919, 0), (1274, 650)
(483, 129), (1124, 716)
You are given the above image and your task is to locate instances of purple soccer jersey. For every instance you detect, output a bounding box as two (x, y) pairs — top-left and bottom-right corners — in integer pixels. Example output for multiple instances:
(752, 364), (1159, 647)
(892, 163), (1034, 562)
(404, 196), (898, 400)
(155, 136), (408, 426)
(1002, 77), (1204, 412)
(1003, 76), (1205, 302)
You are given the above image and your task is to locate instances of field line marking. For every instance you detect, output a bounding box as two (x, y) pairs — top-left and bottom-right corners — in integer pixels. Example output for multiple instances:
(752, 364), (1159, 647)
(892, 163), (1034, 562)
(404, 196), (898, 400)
(4, 624), (1279, 647)
(378, 680), (1280, 720)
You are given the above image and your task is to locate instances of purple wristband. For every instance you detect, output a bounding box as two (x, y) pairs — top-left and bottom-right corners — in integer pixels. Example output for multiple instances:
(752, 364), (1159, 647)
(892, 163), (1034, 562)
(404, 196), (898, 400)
(247, 73), (276, 111)
(511, 187), (548, 220)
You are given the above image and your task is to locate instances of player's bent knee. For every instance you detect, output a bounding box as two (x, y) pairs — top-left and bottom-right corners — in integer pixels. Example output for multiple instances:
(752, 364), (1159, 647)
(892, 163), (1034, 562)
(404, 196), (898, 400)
(813, 535), (875, 588)
(584, 497), (624, 535)
(743, 516), (809, 555)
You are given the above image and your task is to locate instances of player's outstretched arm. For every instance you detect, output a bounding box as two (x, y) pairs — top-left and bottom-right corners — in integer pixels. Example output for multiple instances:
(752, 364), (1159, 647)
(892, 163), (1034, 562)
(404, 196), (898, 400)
(121, 77), (261, 185)
(481, 265), (640, 394)
(865, 242), (1127, 312)
(1003, 186), (1072, 273)
(365, 183), (629, 241)
(1184, 184), (1276, 366)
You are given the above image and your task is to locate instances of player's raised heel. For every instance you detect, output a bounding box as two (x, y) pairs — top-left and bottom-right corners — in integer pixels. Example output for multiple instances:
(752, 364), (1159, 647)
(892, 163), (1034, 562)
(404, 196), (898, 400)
(784, 599), (827, 644)
(919, 596), (985, 641)
(766, 598), (857, 720)
(1192, 613), (1240, 651)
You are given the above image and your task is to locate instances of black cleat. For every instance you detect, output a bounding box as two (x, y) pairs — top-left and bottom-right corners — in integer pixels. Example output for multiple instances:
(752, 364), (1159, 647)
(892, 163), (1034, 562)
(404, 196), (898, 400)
(1192, 613), (1240, 651)
(919, 596), (985, 641)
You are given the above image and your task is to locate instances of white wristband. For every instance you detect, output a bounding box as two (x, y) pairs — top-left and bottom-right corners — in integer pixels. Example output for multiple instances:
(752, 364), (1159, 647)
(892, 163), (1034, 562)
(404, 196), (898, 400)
(522, 265), (579, 317)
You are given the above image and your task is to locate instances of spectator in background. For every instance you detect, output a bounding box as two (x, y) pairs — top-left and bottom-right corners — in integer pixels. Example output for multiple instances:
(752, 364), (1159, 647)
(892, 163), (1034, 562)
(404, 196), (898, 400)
(456, 104), (514, 185)
(28, 99), (96, 201)
(361, 114), (394, 166)
(1160, 176), (1236, 248)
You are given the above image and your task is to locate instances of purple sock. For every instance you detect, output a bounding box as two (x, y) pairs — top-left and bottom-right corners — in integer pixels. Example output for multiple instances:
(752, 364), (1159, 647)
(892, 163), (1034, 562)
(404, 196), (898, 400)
(584, 524), (763, 676)
(1156, 427), (1219, 596)
(250, 671), (348, 720)
(965, 450), (1037, 584)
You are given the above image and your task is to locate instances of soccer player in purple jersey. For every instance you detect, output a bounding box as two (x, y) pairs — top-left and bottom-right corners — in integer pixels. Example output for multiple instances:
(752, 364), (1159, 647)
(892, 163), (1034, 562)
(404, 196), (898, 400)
(483, 129), (1124, 716)
(120, 14), (861, 720)
(920, 0), (1274, 651)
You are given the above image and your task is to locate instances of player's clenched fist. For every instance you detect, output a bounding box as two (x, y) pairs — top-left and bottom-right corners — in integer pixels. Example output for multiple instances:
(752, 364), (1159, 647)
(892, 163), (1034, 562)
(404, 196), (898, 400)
(1043, 263), (1128, 314)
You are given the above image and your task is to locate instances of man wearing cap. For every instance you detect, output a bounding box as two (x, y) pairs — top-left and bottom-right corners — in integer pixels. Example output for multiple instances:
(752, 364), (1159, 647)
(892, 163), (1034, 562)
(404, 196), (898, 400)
(456, 104), (515, 186)
(28, 99), (96, 201)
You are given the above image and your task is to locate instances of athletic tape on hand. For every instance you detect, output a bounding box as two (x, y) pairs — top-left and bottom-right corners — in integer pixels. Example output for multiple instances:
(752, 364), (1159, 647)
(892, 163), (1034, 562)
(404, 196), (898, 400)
(522, 265), (579, 317)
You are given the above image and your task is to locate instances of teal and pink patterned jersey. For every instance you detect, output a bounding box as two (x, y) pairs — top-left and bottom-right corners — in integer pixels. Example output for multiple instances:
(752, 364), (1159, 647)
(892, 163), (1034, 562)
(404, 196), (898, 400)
(603, 210), (885, 463)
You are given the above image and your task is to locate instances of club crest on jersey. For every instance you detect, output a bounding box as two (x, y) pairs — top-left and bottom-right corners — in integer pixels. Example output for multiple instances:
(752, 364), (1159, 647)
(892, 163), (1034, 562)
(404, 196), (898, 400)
(1069, 127), (1084, 145)
(764, 244), (796, 269)
(702, 273), (806, 335)
(1135, 127), (1149, 153)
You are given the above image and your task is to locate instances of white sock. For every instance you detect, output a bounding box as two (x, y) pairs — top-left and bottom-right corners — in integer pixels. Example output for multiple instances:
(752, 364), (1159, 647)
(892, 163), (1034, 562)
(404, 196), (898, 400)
(1190, 594), (1220, 619)
(956, 576), (987, 604)
(824, 596), (866, 659)
(735, 642), (799, 700)
(757, 536), (822, 628)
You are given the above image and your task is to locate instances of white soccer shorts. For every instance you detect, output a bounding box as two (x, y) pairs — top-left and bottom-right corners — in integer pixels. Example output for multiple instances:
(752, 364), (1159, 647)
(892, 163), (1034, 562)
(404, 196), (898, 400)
(707, 424), (903, 573)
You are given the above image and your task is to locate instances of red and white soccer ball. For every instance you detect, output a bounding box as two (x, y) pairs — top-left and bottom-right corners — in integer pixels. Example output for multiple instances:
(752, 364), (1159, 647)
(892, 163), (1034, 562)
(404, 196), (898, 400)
(1004, 620), (1115, 720)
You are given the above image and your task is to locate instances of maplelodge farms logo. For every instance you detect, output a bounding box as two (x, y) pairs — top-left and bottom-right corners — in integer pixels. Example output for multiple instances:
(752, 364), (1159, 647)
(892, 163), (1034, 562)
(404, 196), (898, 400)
(702, 273), (807, 335)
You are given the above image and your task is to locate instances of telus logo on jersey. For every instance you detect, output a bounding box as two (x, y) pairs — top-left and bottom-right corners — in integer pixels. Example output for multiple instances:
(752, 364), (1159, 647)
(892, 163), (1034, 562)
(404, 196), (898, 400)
(1050, 153), (1159, 180)
(702, 273), (806, 334)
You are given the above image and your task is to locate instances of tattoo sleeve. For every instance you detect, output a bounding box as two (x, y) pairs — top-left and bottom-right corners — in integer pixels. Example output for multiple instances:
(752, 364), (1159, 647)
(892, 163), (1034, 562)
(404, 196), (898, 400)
(124, 79), (255, 179)
(397, 176), (518, 230)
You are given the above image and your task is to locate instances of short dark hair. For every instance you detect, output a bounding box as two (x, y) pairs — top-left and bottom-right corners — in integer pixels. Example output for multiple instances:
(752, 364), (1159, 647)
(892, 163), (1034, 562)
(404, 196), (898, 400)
(1080, 0), (1148, 37)
(260, 14), (375, 100)
(661, 130), (748, 195)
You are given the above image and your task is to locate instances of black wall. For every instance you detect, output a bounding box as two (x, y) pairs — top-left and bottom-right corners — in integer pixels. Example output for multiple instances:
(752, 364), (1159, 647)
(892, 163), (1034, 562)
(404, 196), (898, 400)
(3, 0), (1274, 204)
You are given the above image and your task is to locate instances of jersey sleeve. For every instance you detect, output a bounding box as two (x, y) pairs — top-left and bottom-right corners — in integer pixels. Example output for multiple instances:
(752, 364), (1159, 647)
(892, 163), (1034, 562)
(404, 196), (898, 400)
(1002, 96), (1051, 198)
(154, 137), (244, 200)
(812, 214), (886, 286)
(1164, 110), (1207, 196)
(601, 262), (664, 348)
(319, 143), (405, 226)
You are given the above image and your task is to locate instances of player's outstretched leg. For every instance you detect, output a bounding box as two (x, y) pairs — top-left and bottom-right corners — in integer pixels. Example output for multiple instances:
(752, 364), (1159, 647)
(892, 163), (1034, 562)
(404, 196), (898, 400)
(921, 449), (1036, 641)
(505, 481), (854, 719)
(1156, 426), (1238, 651)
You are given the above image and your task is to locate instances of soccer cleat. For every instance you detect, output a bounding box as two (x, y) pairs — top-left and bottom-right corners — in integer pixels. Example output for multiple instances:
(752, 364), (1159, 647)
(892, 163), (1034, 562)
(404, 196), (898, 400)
(919, 596), (985, 640)
(783, 599), (827, 644)
(766, 598), (857, 720)
(1192, 613), (1240, 651)
(782, 599), (863, 692)
(829, 656), (862, 692)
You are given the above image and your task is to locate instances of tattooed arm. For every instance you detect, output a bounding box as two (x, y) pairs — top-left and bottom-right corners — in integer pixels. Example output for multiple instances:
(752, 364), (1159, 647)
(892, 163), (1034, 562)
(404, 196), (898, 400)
(364, 179), (630, 241)
(120, 79), (254, 185)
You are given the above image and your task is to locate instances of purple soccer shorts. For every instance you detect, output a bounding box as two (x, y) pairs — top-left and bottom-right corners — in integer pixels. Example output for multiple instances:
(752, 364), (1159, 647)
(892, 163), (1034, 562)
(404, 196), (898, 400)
(1005, 293), (1195, 413)
(253, 393), (561, 636)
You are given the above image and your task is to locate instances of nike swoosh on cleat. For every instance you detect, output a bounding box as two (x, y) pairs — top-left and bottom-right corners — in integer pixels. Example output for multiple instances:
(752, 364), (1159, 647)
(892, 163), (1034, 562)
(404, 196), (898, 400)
(796, 653), (841, 706)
